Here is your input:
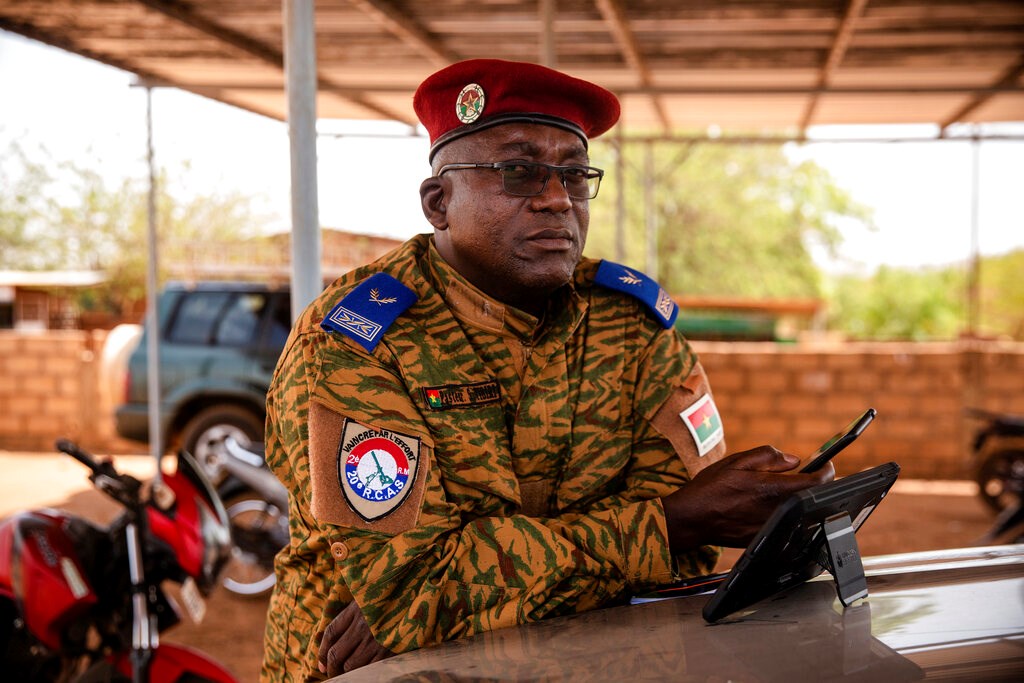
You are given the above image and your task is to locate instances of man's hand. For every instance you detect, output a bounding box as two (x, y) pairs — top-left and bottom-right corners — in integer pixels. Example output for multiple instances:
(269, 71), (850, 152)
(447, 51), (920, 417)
(662, 446), (834, 551)
(317, 601), (393, 677)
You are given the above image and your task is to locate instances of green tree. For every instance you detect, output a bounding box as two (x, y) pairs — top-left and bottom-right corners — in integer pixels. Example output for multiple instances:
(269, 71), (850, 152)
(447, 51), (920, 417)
(827, 249), (1024, 341)
(0, 137), (274, 314)
(829, 265), (966, 340)
(979, 249), (1024, 340)
(0, 141), (63, 269)
(585, 140), (873, 299)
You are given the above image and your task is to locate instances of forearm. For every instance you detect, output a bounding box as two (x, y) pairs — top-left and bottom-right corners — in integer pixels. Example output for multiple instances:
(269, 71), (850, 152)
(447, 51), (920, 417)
(340, 499), (678, 653)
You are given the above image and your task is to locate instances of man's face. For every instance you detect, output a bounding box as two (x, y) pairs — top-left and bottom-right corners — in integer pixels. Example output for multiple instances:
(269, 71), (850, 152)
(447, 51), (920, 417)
(426, 124), (592, 314)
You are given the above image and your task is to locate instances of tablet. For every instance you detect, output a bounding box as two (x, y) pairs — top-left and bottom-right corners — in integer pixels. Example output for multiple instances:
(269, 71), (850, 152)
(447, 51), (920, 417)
(702, 461), (900, 623)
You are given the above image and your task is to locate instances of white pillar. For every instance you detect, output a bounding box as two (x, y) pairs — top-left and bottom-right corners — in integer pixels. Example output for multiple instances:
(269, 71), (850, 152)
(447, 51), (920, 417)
(284, 0), (322, 319)
(144, 87), (163, 477)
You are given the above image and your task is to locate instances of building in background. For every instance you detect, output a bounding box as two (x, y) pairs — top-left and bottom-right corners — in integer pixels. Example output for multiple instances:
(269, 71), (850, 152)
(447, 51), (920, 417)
(0, 229), (403, 331)
(0, 271), (107, 330)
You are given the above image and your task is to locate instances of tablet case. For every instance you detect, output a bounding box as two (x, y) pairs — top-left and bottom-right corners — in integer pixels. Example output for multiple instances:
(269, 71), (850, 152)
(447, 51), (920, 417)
(702, 461), (900, 622)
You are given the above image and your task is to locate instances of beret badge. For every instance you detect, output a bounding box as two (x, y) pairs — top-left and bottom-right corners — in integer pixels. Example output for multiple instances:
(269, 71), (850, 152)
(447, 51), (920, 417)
(456, 83), (486, 123)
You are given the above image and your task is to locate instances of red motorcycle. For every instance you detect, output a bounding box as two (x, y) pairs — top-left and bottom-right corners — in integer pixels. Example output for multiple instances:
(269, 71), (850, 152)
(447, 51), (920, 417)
(0, 439), (239, 682)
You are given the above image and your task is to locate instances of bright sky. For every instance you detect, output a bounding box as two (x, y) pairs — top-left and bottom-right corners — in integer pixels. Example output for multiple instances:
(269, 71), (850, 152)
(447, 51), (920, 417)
(2, 31), (1022, 274)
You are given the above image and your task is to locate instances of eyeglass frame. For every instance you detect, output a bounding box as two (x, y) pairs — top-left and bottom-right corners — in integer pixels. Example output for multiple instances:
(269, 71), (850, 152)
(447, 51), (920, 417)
(436, 161), (605, 200)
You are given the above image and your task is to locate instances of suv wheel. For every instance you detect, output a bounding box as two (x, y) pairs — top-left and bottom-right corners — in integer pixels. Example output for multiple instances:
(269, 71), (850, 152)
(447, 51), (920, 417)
(181, 405), (263, 484)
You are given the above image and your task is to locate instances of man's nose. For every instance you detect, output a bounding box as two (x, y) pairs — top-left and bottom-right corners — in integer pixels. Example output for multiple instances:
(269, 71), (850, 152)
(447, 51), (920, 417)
(529, 170), (573, 211)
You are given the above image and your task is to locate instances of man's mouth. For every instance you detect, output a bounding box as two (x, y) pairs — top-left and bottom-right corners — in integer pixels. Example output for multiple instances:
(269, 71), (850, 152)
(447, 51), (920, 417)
(526, 229), (576, 250)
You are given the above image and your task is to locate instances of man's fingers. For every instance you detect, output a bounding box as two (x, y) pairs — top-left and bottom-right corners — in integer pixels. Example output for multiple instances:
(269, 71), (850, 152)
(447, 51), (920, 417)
(323, 629), (363, 677)
(343, 634), (391, 672)
(317, 600), (392, 676)
(726, 445), (800, 472)
(318, 602), (361, 672)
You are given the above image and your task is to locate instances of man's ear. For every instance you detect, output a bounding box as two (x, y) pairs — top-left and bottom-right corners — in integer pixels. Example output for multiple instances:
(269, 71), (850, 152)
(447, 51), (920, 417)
(419, 176), (448, 230)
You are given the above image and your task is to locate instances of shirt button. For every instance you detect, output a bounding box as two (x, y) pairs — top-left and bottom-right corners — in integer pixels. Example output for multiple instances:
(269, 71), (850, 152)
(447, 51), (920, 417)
(330, 542), (349, 561)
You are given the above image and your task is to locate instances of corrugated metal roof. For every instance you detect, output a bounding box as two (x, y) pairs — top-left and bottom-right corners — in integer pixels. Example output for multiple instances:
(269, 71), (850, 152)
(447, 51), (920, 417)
(2, 0), (1022, 136)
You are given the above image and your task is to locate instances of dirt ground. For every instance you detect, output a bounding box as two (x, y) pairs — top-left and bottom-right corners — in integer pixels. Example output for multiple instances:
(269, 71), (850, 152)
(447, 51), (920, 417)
(0, 451), (1002, 682)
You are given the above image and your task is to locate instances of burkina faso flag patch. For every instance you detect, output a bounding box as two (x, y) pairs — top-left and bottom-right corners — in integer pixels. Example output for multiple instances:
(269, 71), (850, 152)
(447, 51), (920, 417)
(680, 393), (724, 457)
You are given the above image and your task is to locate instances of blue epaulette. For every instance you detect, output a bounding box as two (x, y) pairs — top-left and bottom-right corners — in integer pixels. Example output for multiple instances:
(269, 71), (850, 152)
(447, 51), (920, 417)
(593, 260), (678, 329)
(320, 273), (417, 352)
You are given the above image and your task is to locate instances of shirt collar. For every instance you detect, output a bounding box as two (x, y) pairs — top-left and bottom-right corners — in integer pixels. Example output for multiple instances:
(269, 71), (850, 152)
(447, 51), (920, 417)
(425, 239), (582, 341)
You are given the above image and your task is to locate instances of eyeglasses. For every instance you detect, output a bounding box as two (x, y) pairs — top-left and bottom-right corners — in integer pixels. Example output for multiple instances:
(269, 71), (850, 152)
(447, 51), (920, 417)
(437, 161), (605, 200)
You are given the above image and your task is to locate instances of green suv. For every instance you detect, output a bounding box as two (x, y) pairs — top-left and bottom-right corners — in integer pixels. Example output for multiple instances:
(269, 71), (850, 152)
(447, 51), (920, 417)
(115, 282), (291, 479)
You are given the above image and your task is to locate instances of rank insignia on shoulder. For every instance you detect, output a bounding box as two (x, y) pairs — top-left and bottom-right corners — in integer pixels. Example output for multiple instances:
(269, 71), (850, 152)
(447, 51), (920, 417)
(321, 273), (417, 352)
(594, 260), (678, 328)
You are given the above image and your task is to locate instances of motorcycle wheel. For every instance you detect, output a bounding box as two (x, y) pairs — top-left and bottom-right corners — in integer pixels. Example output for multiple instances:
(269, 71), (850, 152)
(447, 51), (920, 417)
(221, 493), (286, 596)
(181, 405), (263, 485)
(976, 448), (1024, 512)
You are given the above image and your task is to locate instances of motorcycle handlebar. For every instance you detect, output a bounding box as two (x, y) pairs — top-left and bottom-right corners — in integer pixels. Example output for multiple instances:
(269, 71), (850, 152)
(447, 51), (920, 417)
(54, 438), (140, 505)
(55, 438), (103, 474)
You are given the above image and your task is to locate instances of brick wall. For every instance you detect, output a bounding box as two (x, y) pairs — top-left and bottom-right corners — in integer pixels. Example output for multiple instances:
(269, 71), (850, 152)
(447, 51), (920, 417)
(0, 329), (138, 454)
(1, 331), (1022, 479)
(696, 341), (1024, 480)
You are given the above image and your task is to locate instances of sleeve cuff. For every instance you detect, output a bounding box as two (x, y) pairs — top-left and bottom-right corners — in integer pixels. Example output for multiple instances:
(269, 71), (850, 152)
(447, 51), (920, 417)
(618, 498), (676, 587)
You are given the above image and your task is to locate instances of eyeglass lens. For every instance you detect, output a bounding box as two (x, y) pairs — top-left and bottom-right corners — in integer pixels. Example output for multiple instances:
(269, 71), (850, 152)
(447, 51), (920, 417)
(500, 163), (600, 199)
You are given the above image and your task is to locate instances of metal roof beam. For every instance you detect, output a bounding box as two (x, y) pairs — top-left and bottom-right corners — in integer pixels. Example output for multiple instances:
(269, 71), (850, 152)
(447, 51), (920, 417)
(940, 52), (1024, 133)
(0, 16), (283, 120)
(346, 0), (457, 68)
(136, 82), (1024, 96)
(134, 0), (417, 126)
(595, 0), (670, 131)
(799, 0), (870, 135)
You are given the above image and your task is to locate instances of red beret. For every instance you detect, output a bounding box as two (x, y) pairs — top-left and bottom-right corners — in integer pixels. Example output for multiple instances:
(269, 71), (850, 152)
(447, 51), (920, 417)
(414, 59), (621, 161)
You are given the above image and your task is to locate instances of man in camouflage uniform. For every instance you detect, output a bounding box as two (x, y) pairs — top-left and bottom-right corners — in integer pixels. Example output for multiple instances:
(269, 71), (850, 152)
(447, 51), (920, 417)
(261, 59), (833, 681)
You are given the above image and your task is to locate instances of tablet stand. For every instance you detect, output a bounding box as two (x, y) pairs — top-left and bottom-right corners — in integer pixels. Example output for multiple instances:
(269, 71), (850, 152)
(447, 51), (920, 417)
(818, 512), (868, 607)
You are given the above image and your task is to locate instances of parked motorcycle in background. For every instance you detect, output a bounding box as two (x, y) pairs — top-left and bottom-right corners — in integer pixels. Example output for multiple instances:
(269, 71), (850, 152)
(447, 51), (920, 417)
(215, 438), (288, 597)
(0, 440), (238, 682)
(968, 408), (1024, 544)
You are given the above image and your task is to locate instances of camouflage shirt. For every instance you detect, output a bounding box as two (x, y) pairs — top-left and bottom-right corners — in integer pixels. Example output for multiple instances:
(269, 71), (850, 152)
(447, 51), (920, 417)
(261, 234), (725, 682)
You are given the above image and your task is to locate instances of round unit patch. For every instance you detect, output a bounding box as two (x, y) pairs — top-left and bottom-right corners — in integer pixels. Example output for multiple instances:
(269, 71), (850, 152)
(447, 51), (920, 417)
(345, 437), (409, 502)
(338, 420), (421, 522)
(456, 83), (485, 123)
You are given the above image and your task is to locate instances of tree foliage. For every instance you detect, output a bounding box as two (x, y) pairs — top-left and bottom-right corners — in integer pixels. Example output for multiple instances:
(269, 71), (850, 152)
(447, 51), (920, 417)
(829, 266), (966, 340)
(827, 249), (1024, 341)
(584, 140), (874, 299)
(0, 137), (273, 313)
(978, 249), (1024, 340)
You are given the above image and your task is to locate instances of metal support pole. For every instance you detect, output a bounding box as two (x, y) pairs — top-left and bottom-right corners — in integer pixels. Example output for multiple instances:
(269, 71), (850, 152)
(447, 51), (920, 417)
(614, 126), (626, 262)
(539, 0), (556, 67)
(967, 134), (981, 338)
(284, 0), (322, 320)
(144, 87), (163, 479)
(644, 141), (658, 280)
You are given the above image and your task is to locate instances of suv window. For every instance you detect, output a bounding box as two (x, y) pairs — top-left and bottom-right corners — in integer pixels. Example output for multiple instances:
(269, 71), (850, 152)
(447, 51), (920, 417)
(265, 294), (292, 350)
(166, 291), (231, 345)
(165, 290), (280, 347)
(216, 293), (271, 347)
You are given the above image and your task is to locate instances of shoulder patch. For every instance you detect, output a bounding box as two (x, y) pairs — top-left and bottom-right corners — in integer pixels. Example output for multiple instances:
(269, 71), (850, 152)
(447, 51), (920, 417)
(594, 260), (678, 329)
(320, 273), (417, 352)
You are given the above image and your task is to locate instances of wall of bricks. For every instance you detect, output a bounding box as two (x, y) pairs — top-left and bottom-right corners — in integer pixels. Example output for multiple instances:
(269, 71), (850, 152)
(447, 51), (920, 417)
(696, 341), (1024, 480)
(1, 331), (1022, 479)
(0, 329), (138, 454)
